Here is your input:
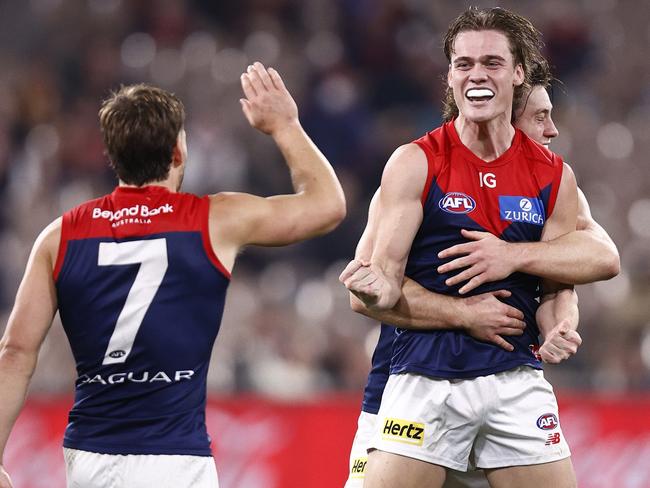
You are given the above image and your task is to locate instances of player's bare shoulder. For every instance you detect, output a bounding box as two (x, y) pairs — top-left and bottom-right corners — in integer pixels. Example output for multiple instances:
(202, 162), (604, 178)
(35, 217), (63, 273)
(381, 143), (429, 196)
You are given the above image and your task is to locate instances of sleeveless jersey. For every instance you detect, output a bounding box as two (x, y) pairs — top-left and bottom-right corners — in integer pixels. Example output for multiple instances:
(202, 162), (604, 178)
(388, 121), (564, 379)
(54, 185), (230, 456)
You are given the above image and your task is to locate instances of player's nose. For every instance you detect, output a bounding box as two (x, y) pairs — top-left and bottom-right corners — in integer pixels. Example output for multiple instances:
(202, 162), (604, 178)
(544, 117), (559, 139)
(468, 64), (488, 82)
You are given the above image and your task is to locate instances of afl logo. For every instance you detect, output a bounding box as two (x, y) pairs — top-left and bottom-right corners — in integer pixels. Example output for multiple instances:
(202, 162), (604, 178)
(439, 192), (476, 214)
(536, 413), (558, 430)
(108, 350), (126, 359)
(519, 198), (533, 212)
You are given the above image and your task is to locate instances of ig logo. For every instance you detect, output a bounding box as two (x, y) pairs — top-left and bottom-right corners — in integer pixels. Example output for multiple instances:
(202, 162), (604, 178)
(479, 172), (496, 188)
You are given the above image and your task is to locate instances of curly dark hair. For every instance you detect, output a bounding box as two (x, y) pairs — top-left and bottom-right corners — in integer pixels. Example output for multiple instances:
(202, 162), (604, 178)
(99, 84), (185, 186)
(441, 7), (545, 122)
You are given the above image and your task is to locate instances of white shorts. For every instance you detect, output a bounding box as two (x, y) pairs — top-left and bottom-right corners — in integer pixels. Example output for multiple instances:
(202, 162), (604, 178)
(344, 412), (489, 488)
(63, 448), (219, 488)
(371, 367), (570, 471)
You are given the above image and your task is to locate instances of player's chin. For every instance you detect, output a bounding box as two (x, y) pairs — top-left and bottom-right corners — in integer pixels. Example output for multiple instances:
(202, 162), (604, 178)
(462, 106), (498, 124)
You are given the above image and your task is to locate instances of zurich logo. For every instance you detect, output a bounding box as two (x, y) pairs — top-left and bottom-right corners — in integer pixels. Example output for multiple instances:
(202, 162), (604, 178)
(519, 198), (533, 212)
(439, 192), (476, 214)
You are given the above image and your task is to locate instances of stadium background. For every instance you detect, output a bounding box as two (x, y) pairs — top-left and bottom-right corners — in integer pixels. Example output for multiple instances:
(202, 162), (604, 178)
(1, 0), (649, 486)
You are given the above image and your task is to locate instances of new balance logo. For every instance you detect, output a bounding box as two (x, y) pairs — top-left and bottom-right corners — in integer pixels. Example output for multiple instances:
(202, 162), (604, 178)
(545, 433), (561, 445)
(382, 418), (425, 446)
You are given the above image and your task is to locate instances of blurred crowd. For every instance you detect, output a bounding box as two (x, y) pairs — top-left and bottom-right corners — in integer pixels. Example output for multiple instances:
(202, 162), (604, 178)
(0, 0), (649, 397)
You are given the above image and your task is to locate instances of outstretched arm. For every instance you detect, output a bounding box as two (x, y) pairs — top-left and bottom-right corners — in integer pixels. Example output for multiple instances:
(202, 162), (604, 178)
(208, 62), (346, 271)
(341, 189), (526, 351)
(438, 186), (620, 294)
(0, 219), (60, 487)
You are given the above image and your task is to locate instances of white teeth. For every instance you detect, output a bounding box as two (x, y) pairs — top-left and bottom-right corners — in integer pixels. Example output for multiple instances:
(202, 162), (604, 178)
(466, 88), (494, 98)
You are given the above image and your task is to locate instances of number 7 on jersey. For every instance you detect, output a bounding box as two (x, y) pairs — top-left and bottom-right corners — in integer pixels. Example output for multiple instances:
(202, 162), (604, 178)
(98, 238), (168, 365)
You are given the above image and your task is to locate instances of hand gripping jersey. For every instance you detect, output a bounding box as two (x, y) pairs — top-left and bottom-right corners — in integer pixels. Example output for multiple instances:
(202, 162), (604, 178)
(373, 121), (564, 391)
(53, 186), (230, 456)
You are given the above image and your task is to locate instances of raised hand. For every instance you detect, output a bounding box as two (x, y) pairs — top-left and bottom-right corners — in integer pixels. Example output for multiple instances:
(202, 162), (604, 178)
(458, 290), (526, 351)
(538, 319), (582, 364)
(438, 229), (518, 294)
(239, 62), (299, 136)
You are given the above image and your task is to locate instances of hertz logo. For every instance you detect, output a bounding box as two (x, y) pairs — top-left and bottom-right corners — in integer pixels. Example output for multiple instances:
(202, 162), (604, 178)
(349, 457), (367, 478)
(382, 418), (424, 446)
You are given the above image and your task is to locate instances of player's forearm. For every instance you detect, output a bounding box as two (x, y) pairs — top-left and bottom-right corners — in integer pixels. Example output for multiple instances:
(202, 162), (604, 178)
(0, 344), (37, 463)
(536, 287), (578, 339)
(350, 279), (462, 330)
(272, 122), (346, 230)
(512, 230), (619, 284)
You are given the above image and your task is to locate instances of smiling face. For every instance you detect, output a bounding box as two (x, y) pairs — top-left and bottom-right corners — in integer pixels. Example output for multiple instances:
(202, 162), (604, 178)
(514, 86), (559, 146)
(447, 29), (524, 124)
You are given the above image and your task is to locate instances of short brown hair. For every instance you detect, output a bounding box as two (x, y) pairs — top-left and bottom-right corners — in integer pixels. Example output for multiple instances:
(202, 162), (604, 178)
(99, 84), (185, 186)
(441, 7), (545, 122)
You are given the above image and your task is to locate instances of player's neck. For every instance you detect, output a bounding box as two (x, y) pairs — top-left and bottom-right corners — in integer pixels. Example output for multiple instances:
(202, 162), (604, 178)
(454, 115), (515, 162)
(118, 178), (178, 192)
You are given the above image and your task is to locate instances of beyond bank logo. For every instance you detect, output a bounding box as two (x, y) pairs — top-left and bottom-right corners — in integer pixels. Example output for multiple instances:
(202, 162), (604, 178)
(439, 192), (476, 214)
(499, 196), (544, 226)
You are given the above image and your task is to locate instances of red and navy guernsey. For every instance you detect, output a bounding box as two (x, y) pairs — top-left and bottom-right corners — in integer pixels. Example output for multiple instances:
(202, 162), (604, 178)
(54, 185), (230, 456)
(387, 121), (564, 384)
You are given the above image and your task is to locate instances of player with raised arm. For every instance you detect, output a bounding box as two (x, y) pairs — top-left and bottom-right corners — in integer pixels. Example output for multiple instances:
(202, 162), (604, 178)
(341, 59), (619, 488)
(340, 7), (606, 488)
(0, 62), (345, 488)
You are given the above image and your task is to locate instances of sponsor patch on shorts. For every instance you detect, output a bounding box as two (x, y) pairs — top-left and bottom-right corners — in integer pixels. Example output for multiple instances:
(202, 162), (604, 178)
(381, 418), (425, 446)
(536, 413), (558, 430)
(350, 457), (367, 478)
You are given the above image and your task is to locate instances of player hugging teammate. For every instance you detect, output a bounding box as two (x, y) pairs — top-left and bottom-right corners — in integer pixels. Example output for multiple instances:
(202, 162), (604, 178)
(341, 7), (618, 488)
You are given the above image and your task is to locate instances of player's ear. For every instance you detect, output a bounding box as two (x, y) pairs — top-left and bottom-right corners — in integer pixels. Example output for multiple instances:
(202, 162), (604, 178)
(447, 65), (452, 85)
(171, 130), (186, 168)
(513, 63), (524, 87)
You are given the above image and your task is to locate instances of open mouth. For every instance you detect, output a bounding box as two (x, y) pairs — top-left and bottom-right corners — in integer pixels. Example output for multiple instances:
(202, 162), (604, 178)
(466, 88), (495, 102)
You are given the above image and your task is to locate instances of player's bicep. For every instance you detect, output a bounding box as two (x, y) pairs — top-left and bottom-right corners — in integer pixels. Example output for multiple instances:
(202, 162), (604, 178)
(212, 191), (327, 247)
(355, 188), (381, 262)
(1, 220), (59, 356)
(371, 144), (427, 279)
